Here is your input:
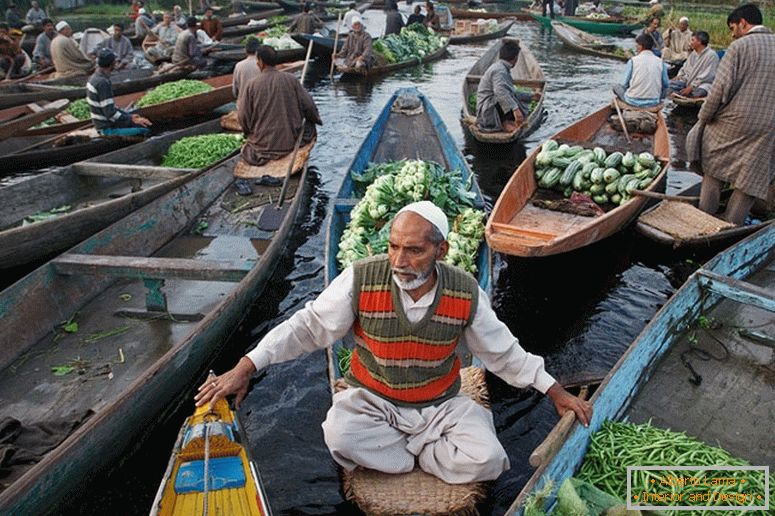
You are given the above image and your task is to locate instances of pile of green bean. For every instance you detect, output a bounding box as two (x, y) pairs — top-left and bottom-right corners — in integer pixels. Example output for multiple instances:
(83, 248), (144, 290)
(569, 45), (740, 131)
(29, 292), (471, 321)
(66, 99), (91, 120)
(577, 421), (774, 515)
(161, 133), (244, 169)
(136, 80), (214, 108)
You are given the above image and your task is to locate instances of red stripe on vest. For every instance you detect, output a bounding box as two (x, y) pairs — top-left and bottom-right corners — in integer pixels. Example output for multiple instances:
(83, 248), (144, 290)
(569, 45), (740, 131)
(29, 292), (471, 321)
(354, 323), (458, 361)
(350, 350), (462, 403)
(358, 290), (393, 312)
(435, 295), (472, 320)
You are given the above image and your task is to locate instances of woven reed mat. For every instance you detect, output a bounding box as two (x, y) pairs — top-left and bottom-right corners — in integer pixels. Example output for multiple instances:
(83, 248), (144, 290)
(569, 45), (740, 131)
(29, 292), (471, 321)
(639, 201), (735, 241)
(220, 110), (242, 132)
(233, 139), (315, 179)
(337, 367), (490, 516)
(462, 115), (519, 143)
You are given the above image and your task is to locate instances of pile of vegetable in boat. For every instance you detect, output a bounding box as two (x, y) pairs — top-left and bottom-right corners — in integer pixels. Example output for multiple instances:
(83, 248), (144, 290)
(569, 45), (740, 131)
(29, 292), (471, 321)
(467, 84), (539, 116)
(161, 133), (244, 169)
(136, 79), (214, 108)
(243, 26), (302, 50)
(337, 159), (485, 274)
(533, 139), (662, 206)
(373, 24), (446, 64)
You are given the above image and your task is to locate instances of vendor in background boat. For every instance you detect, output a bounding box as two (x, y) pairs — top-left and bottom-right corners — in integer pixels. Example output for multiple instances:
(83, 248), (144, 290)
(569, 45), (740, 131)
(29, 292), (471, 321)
(384, 0), (404, 36)
(25, 1), (48, 28)
(641, 17), (664, 57)
(475, 40), (535, 134)
(201, 7), (223, 41)
(690, 4), (775, 225)
(236, 45), (321, 166)
(93, 23), (135, 70)
(407, 5), (425, 26)
(613, 33), (667, 108)
(135, 7), (157, 38)
(424, 1), (441, 31)
(146, 12), (181, 61)
(32, 17), (56, 69)
(172, 4), (187, 28)
(288, 3), (323, 35)
(4, 3), (23, 29)
(0, 23), (25, 78)
(667, 31), (718, 99)
(335, 16), (374, 69)
(232, 36), (261, 98)
(172, 16), (210, 68)
(661, 16), (692, 63)
(50, 21), (94, 78)
(196, 201), (593, 484)
(87, 48), (152, 137)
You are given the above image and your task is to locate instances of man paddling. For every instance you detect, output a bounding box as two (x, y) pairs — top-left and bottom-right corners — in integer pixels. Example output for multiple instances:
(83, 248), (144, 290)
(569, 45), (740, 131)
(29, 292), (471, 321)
(197, 201), (592, 484)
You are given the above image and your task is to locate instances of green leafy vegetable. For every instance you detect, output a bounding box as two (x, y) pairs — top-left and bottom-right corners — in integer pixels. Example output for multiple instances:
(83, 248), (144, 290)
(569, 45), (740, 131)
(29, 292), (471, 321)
(51, 365), (75, 376)
(161, 133), (244, 169)
(136, 79), (214, 108)
(373, 23), (446, 64)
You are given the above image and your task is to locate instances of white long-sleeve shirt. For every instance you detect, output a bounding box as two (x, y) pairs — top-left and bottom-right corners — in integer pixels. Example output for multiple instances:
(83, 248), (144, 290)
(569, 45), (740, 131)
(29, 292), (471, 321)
(247, 265), (557, 395)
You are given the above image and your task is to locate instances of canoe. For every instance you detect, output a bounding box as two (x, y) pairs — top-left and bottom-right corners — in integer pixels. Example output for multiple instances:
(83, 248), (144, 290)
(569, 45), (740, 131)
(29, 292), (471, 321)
(0, 129), (310, 515)
(507, 224), (775, 514)
(222, 7), (285, 27)
(531, 12), (642, 36)
(278, 0), (345, 12)
(337, 40), (449, 78)
(150, 380), (272, 515)
(446, 20), (514, 45)
(238, 0), (283, 11)
(485, 104), (670, 257)
(551, 21), (631, 61)
(450, 7), (533, 20)
(0, 67), (194, 111)
(0, 119), (227, 269)
(0, 99), (69, 141)
(461, 37), (546, 144)
(210, 43), (306, 63)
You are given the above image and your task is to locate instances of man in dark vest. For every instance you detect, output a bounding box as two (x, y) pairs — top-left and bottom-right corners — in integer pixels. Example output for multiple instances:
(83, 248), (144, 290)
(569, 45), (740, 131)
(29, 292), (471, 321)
(196, 201), (592, 484)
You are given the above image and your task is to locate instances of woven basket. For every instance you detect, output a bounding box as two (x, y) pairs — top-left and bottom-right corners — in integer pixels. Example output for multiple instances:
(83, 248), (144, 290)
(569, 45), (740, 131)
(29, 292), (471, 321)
(233, 139), (315, 179)
(339, 367), (490, 516)
(639, 201), (735, 241)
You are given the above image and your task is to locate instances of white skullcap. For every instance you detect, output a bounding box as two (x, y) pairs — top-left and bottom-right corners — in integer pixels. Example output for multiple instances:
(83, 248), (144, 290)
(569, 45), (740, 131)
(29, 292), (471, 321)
(351, 16), (362, 28)
(679, 16), (689, 23)
(139, 7), (146, 13)
(396, 201), (449, 239)
(55, 20), (69, 31)
(648, 0), (658, 4)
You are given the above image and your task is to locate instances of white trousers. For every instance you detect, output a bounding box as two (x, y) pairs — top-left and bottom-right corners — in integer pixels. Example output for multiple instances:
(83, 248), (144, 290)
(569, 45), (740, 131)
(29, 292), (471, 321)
(321, 387), (510, 484)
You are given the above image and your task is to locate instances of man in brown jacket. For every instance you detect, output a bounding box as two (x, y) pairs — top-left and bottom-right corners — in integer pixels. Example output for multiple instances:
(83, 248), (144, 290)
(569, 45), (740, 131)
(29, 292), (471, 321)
(201, 7), (223, 41)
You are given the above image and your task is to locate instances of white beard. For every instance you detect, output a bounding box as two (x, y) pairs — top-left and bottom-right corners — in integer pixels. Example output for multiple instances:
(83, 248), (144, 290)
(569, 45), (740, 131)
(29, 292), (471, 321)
(392, 266), (433, 291)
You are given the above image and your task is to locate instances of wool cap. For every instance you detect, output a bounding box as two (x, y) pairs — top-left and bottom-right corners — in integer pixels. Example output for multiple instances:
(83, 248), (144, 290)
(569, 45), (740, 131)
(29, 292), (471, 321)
(396, 201), (449, 239)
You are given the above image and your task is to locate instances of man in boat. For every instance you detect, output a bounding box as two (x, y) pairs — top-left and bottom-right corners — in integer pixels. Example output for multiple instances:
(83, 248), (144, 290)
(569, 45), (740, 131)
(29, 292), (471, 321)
(236, 45), (321, 166)
(424, 1), (441, 31)
(232, 36), (261, 99)
(667, 31), (718, 99)
(200, 7), (223, 41)
(135, 7), (156, 38)
(196, 201), (593, 484)
(640, 17), (664, 57)
(335, 16), (374, 69)
(288, 3), (323, 35)
(87, 48), (152, 137)
(32, 17), (56, 69)
(172, 17), (209, 68)
(475, 40), (534, 134)
(661, 16), (691, 63)
(384, 0), (404, 36)
(147, 12), (181, 62)
(173, 4), (188, 28)
(0, 23), (25, 77)
(613, 34), (668, 108)
(50, 21), (94, 78)
(25, 1), (47, 28)
(407, 5), (425, 26)
(4, 3), (23, 29)
(94, 23), (134, 70)
(692, 4), (775, 225)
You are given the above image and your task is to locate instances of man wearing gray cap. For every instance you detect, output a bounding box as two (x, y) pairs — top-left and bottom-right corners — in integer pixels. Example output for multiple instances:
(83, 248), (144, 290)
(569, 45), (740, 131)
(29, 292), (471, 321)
(196, 200), (592, 484)
(87, 48), (151, 137)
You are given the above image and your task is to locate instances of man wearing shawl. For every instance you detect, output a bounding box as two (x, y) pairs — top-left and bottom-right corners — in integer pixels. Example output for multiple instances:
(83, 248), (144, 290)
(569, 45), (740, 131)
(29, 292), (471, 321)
(336, 16), (374, 69)
(662, 16), (692, 62)
(476, 39), (534, 133)
(668, 31), (718, 98)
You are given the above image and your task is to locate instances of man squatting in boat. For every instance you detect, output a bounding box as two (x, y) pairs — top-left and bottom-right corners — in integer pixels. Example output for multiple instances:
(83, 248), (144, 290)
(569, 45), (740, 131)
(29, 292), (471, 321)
(196, 201), (592, 484)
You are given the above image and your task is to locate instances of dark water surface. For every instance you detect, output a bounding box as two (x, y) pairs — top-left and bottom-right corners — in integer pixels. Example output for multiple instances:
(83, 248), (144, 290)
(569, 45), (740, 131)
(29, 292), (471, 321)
(67, 16), (715, 516)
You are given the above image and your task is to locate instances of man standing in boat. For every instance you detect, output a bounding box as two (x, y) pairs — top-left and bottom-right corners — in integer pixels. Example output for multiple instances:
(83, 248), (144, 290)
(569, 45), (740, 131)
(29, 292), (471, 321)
(667, 31), (718, 99)
(197, 201), (592, 485)
(475, 40), (534, 134)
(87, 48), (152, 137)
(692, 4), (775, 225)
(335, 16), (374, 69)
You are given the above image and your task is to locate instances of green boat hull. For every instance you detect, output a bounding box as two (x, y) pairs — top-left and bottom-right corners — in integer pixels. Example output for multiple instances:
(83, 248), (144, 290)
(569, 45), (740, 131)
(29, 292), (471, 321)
(531, 13), (641, 36)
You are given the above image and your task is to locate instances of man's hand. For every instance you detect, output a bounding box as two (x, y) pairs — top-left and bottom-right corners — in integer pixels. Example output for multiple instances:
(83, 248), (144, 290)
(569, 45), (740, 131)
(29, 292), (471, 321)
(679, 85), (693, 96)
(546, 382), (593, 427)
(194, 356), (257, 408)
(131, 114), (152, 127)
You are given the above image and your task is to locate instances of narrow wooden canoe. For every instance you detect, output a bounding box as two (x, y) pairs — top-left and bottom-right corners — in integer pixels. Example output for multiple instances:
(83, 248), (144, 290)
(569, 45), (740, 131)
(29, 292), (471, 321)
(0, 99), (69, 141)
(507, 224), (775, 514)
(210, 43), (306, 63)
(551, 21), (631, 61)
(450, 7), (534, 20)
(0, 132), (310, 515)
(531, 12), (642, 36)
(150, 383), (272, 515)
(461, 37), (546, 144)
(337, 40), (449, 78)
(446, 20), (514, 45)
(238, 0), (283, 11)
(222, 7), (285, 27)
(485, 104), (670, 257)
(0, 119), (226, 269)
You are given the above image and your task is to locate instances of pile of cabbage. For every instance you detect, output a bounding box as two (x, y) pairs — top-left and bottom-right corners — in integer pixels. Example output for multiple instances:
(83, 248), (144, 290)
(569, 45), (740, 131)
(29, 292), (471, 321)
(337, 160), (486, 274)
(244, 27), (302, 50)
(372, 24), (446, 64)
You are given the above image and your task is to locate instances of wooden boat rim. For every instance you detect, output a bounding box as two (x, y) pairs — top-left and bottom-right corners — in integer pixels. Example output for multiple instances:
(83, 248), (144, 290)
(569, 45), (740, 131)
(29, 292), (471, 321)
(551, 20), (630, 62)
(337, 41), (449, 77)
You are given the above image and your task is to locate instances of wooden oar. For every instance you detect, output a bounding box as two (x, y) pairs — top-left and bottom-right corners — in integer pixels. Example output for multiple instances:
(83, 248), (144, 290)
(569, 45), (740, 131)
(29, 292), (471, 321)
(330, 12), (342, 79)
(612, 96), (631, 143)
(300, 39), (313, 83)
(528, 385), (591, 469)
(632, 189), (699, 203)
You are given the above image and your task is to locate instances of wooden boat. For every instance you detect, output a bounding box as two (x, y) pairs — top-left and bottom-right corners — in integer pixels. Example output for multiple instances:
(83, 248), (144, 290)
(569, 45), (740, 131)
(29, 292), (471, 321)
(671, 93), (705, 108)
(0, 99), (69, 141)
(551, 21), (631, 61)
(0, 67), (194, 111)
(0, 119), (226, 269)
(278, 0), (345, 12)
(210, 42), (306, 63)
(150, 378), (272, 515)
(461, 38), (546, 144)
(238, 0), (283, 11)
(289, 32), (344, 58)
(485, 104), (669, 257)
(446, 20), (514, 45)
(0, 126), (310, 515)
(507, 224), (775, 514)
(337, 40), (449, 78)
(530, 12), (642, 36)
(450, 6), (534, 21)
(325, 86), (492, 514)
(222, 7), (284, 27)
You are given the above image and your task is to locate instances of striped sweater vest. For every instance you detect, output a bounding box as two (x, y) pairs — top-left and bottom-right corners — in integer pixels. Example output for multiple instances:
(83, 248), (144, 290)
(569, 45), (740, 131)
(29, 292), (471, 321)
(347, 255), (479, 407)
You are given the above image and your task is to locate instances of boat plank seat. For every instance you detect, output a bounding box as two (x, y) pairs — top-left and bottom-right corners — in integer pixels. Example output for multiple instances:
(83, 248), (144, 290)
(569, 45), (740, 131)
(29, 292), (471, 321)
(697, 270), (775, 314)
(72, 162), (197, 180)
(490, 222), (557, 241)
(178, 435), (243, 462)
